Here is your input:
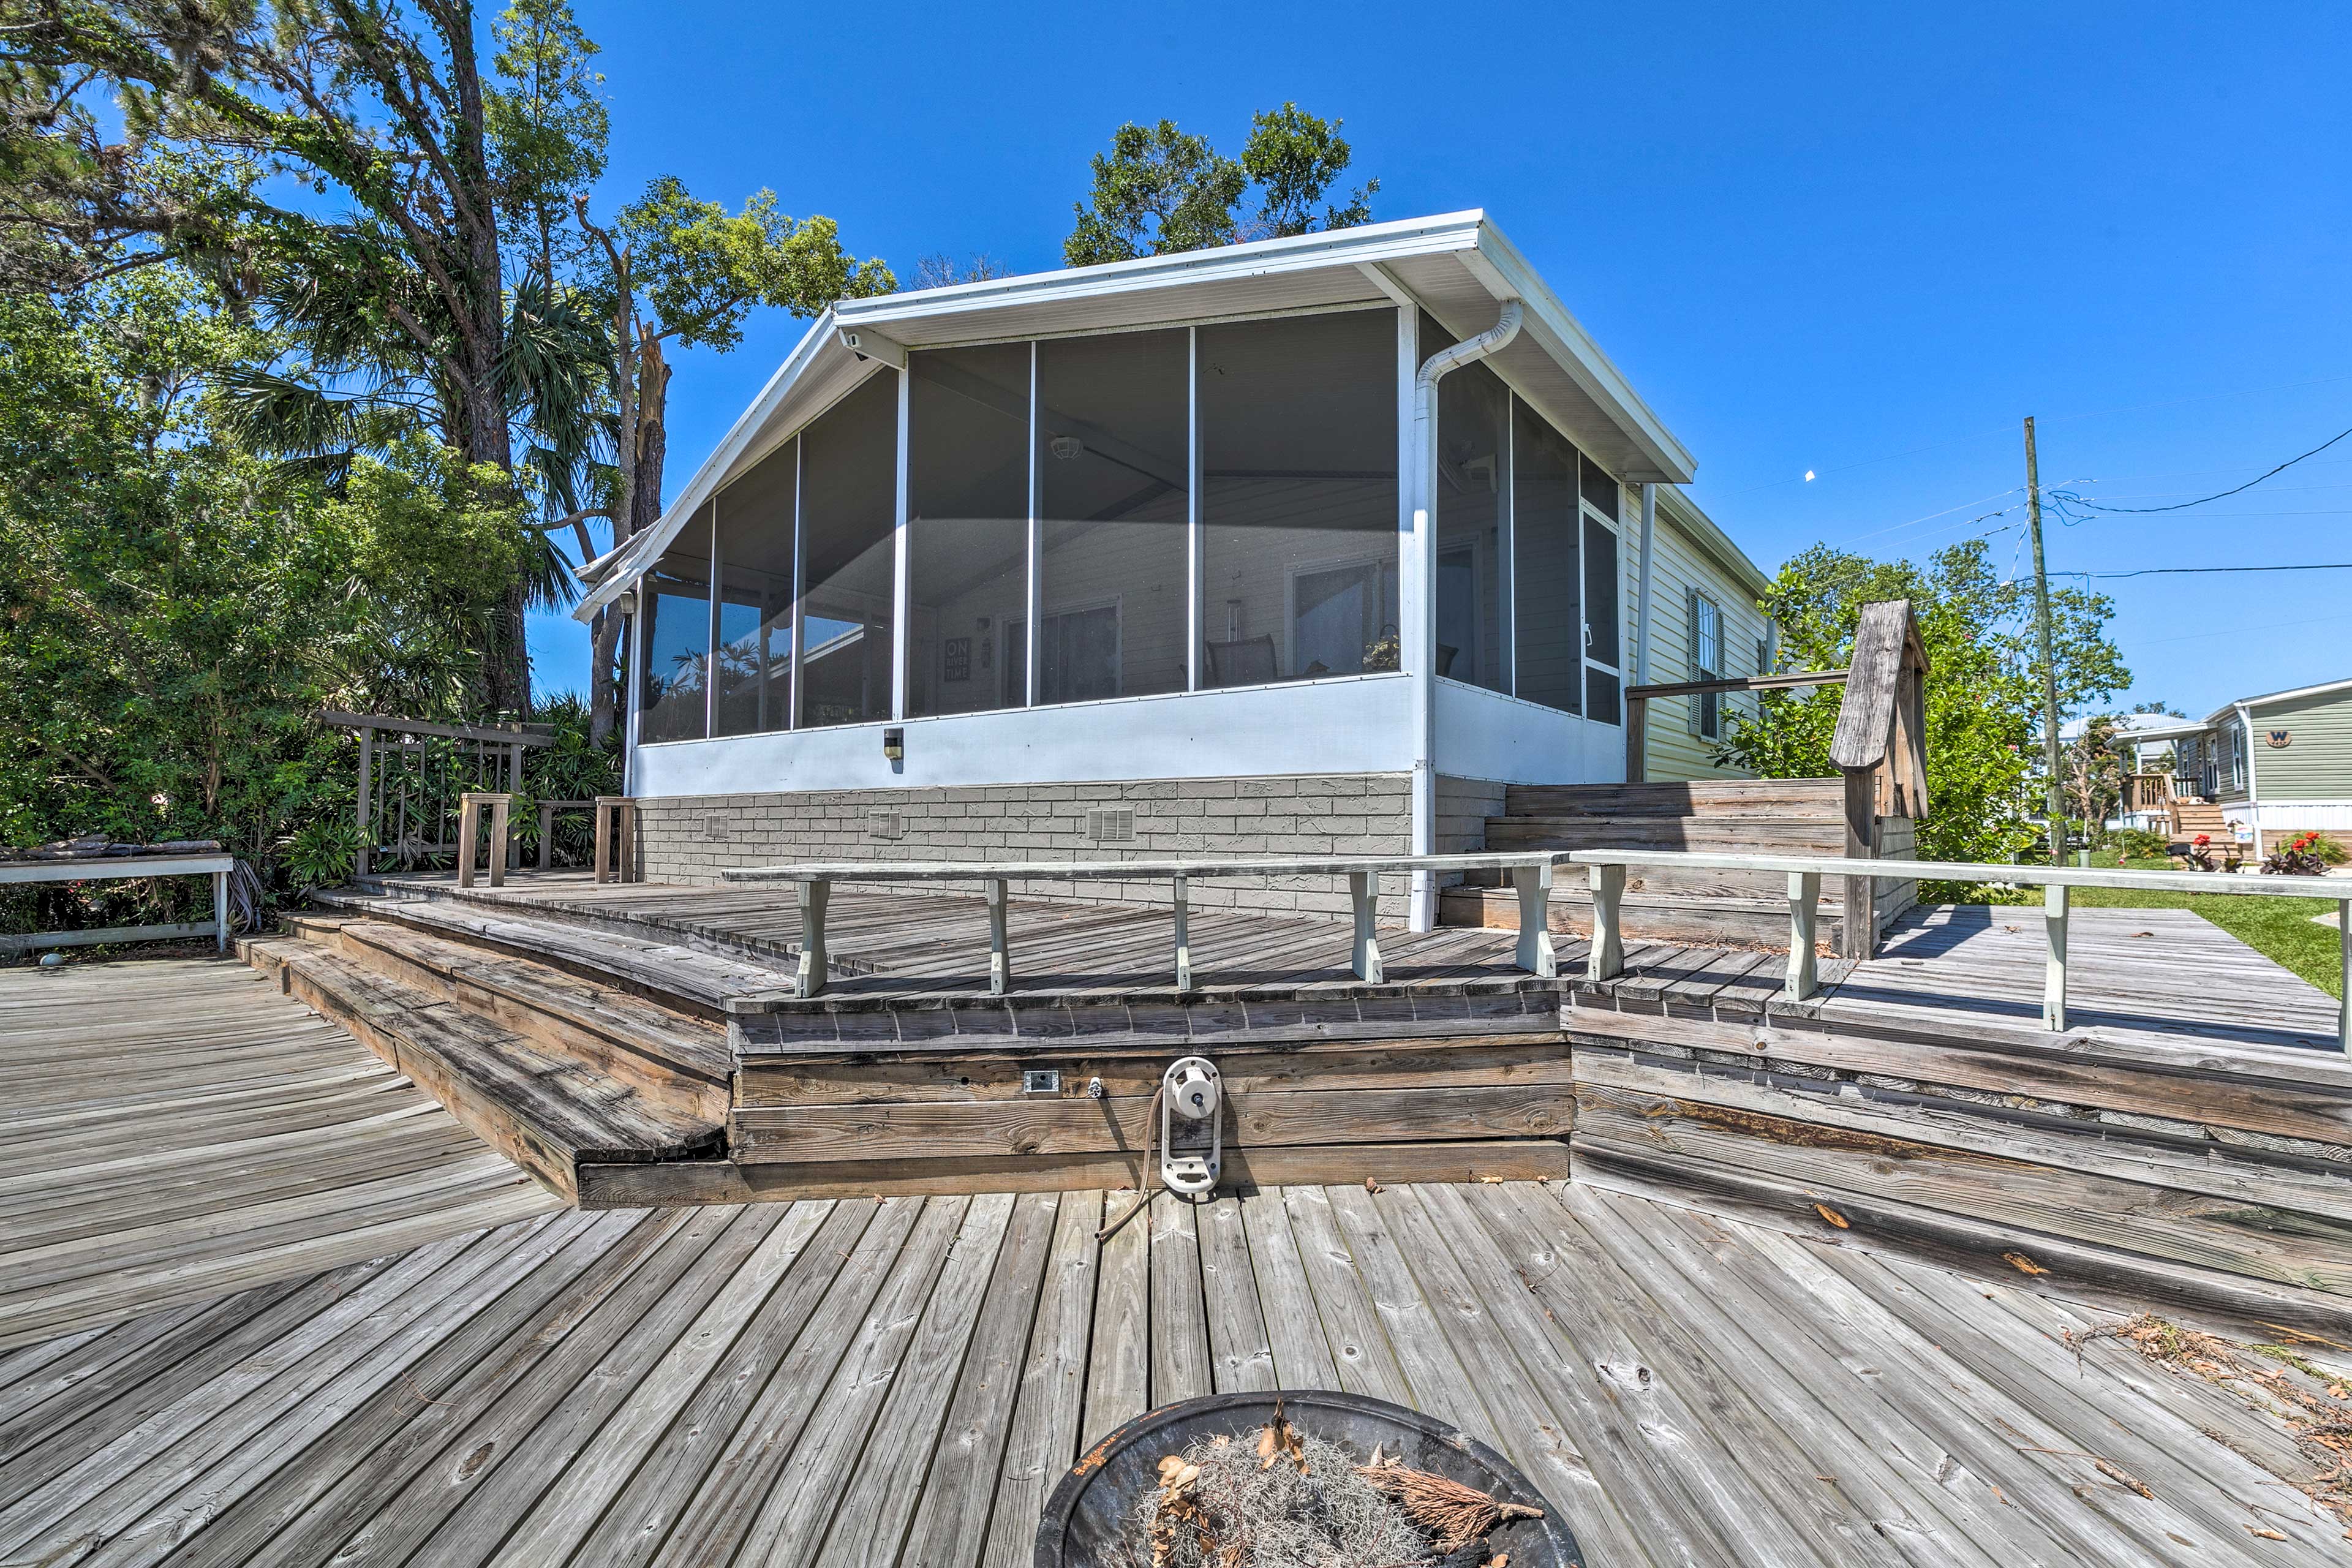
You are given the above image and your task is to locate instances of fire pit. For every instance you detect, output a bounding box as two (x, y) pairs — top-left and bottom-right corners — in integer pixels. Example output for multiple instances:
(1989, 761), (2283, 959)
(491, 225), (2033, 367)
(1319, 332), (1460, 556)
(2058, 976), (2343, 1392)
(1035, 1389), (1581, 1566)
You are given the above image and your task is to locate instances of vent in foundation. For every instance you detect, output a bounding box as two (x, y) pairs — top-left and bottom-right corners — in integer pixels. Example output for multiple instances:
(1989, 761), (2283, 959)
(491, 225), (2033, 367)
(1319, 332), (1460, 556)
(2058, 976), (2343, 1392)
(867, 810), (905, 841)
(704, 815), (729, 842)
(1087, 806), (1137, 843)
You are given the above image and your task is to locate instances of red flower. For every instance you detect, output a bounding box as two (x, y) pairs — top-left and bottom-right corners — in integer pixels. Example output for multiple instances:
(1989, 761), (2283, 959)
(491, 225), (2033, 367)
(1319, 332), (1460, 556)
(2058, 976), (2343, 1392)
(2193, 833), (2211, 845)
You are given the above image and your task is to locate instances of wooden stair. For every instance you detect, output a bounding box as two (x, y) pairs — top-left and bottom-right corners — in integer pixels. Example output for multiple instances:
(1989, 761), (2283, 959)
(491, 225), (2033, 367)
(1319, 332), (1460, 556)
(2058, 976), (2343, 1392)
(1441, 778), (1874, 949)
(2168, 797), (2234, 846)
(241, 911), (733, 1205)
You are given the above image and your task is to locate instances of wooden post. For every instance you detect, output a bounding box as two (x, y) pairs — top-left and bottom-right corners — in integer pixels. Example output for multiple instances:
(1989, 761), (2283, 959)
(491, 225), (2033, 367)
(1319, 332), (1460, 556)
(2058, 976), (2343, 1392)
(2339, 897), (2350, 1054)
(213, 869), (229, 954)
(984, 878), (1012, 996)
(1509, 862), (1556, 978)
(538, 800), (556, 870)
(353, 726), (373, 880)
(796, 878), (829, 998)
(2043, 882), (2070, 1031)
(1784, 870), (1820, 1001)
(1348, 871), (1384, 984)
(487, 796), (510, 889)
(1838, 769), (1877, 959)
(1624, 695), (1647, 784)
(1172, 875), (1193, 992)
(457, 795), (482, 888)
(1588, 862), (1626, 981)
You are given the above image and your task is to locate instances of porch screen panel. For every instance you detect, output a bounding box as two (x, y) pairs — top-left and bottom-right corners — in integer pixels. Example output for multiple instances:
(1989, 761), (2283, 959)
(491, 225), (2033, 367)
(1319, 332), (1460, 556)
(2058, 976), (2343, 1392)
(1198, 309), (1398, 687)
(1424, 312), (1509, 692)
(796, 372), (897, 728)
(908, 343), (1031, 717)
(712, 437), (795, 737)
(1033, 328), (1189, 704)
(1510, 401), (1583, 715)
(1584, 510), (1622, 725)
(639, 507), (714, 742)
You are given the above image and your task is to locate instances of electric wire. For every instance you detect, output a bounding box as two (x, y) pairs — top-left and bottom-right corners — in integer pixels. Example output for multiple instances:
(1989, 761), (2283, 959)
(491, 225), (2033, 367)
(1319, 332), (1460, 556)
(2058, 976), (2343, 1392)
(2050, 421), (2352, 514)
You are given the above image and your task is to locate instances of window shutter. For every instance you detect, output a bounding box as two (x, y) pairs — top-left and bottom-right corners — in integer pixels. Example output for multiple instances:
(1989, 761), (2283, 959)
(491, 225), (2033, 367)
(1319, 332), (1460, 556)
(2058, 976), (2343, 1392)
(1686, 587), (1702, 735)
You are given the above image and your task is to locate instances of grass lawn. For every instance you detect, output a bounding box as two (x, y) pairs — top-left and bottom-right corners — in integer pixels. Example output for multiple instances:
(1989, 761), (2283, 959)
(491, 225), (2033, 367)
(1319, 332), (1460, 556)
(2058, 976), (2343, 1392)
(2017, 850), (2346, 999)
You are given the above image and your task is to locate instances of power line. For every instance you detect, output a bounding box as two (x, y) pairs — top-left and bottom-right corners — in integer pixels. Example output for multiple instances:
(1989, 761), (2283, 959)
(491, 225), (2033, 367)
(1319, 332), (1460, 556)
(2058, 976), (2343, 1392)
(2061, 561), (2352, 581)
(2052, 421), (2352, 514)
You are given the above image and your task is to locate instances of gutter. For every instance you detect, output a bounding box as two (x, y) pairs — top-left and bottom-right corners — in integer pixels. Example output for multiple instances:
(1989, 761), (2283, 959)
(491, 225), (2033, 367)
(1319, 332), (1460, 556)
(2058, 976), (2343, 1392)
(1408, 298), (1524, 932)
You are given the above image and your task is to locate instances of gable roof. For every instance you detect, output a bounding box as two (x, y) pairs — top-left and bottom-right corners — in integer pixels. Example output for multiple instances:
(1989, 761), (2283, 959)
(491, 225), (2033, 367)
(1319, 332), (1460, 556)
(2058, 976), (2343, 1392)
(575, 210), (1703, 621)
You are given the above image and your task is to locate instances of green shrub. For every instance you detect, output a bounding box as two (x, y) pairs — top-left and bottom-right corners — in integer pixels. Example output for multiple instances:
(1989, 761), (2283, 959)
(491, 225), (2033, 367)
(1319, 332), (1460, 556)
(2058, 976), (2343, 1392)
(2113, 827), (2170, 860)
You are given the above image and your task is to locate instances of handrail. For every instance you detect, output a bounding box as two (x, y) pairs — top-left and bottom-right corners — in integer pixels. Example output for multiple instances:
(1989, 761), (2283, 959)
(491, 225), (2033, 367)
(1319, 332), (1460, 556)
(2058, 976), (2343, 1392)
(721, 845), (2351, 1050)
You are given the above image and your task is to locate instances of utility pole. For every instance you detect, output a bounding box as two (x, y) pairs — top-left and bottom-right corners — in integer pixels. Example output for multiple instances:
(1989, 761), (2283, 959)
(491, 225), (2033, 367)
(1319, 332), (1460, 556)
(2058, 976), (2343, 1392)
(2024, 416), (2065, 859)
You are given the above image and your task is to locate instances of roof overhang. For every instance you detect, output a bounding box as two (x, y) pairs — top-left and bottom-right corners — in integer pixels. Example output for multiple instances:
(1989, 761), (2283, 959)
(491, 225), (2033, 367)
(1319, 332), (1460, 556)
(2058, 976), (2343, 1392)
(576, 209), (1702, 621)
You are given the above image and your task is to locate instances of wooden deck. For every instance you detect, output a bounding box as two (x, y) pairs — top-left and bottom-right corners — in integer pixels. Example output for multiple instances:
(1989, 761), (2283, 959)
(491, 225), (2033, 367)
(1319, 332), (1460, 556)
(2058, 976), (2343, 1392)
(0, 958), (561, 1352)
(2, 1175), (2345, 1566)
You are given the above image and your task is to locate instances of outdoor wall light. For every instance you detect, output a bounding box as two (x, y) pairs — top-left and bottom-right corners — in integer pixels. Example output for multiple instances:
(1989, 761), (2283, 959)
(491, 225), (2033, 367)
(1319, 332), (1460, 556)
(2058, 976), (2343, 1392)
(882, 727), (905, 762)
(1049, 435), (1084, 460)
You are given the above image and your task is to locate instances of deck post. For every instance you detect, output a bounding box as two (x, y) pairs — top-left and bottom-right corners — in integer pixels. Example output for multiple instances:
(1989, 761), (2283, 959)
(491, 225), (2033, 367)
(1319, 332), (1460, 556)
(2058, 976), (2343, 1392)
(487, 796), (510, 889)
(1172, 875), (1193, 992)
(1509, 862), (1556, 978)
(1588, 862), (1626, 982)
(2339, 897), (2350, 1053)
(538, 800), (556, 870)
(1785, 870), (1820, 1001)
(213, 868), (228, 953)
(353, 726), (372, 880)
(984, 878), (1011, 996)
(2043, 882), (2069, 1031)
(796, 879), (829, 998)
(456, 795), (482, 889)
(1348, 871), (1384, 984)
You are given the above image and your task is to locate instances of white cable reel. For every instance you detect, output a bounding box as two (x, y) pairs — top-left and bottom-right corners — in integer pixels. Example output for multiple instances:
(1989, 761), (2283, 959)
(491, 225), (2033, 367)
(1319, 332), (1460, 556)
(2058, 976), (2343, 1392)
(1158, 1056), (1223, 1197)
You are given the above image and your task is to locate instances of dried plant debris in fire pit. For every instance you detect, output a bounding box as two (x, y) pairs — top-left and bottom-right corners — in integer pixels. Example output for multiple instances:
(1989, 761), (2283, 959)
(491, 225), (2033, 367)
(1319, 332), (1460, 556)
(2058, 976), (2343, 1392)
(1109, 1414), (1541, 1568)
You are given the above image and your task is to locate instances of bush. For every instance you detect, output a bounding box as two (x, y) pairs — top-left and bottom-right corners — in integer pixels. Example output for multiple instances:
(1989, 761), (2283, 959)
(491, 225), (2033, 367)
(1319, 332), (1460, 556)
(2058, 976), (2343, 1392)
(2263, 830), (2340, 877)
(2113, 827), (2170, 860)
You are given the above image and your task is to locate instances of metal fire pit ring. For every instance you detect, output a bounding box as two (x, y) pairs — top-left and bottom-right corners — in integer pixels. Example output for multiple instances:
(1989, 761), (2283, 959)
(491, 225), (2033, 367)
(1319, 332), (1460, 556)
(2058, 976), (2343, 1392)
(1035, 1388), (1583, 1566)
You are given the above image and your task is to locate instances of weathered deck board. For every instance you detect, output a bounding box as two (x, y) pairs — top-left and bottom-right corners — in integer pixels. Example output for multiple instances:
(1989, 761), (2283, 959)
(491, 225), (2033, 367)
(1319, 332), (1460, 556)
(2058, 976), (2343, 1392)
(0, 957), (562, 1351)
(0, 1181), (2341, 1566)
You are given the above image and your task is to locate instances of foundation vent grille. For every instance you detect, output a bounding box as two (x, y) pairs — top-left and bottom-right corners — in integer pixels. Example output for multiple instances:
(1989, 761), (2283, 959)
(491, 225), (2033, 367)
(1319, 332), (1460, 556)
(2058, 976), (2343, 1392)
(867, 810), (905, 842)
(1087, 807), (1137, 844)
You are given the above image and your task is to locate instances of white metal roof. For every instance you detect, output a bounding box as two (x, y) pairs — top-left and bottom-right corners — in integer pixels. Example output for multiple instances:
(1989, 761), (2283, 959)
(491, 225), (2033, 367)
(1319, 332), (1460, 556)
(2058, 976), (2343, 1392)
(576, 210), (1705, 620)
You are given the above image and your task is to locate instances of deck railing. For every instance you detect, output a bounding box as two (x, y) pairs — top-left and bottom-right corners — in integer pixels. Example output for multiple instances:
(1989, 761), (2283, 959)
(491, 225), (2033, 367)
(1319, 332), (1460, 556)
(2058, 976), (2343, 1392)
(725, 847), (2352, 1050)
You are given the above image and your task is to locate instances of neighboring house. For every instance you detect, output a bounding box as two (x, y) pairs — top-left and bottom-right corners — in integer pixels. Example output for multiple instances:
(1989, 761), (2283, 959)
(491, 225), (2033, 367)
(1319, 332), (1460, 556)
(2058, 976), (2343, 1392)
(571, 211), (1777, 928)
(2119, 679), (2352, 852)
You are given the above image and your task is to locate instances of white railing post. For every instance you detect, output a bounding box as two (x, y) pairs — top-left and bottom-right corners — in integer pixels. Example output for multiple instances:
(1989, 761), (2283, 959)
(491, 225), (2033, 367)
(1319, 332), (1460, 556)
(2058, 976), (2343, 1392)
(984, 877), (1012, 996)
(1349, 871), (1384, 983)
(1588, 862), (1626, 981)
(796, 878), (829, 998)
(1785, 870), (1820, 1001)
(213, 868), (229, 954)
(1172, 874), (1193, 992)
(2043, 882), (2069, 1031)
(1510, 861), (1556, 978)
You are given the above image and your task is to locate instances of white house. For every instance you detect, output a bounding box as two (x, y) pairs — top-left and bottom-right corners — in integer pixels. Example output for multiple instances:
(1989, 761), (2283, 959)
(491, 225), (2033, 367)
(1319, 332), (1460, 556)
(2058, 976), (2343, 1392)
(572, 211), (1776, 928)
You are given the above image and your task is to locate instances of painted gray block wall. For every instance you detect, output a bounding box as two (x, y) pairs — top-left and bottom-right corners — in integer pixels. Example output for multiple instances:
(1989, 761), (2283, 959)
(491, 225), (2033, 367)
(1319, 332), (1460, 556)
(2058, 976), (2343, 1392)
(632, 773), (1477, 923)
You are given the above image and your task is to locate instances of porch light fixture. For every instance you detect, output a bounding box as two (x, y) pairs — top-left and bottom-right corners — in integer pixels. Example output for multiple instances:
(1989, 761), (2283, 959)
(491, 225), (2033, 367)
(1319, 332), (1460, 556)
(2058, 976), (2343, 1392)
(1049, 435), (1084, 460)
(881, 726), (905, 762)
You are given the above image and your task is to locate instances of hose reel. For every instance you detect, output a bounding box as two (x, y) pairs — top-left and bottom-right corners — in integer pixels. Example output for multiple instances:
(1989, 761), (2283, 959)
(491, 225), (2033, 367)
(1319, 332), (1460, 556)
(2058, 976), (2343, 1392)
(1158, 1055), (1223, 1196)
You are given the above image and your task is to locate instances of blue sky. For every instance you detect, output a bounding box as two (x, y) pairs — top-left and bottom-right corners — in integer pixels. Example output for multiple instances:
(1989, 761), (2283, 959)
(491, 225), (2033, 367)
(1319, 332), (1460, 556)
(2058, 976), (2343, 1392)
(529, 0), (2351, 720)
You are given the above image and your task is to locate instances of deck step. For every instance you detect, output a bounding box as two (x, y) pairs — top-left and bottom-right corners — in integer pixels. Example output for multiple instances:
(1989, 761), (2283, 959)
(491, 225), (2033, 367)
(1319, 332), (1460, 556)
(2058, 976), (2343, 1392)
(1485, 815), (1852, 853)
(278, 913), (729, 1120)
(243, 937), (724, 1204)
(1501, 778), (1847, 818)
(1439, 886), (1852, 948)
(312, 886), (797, 1020)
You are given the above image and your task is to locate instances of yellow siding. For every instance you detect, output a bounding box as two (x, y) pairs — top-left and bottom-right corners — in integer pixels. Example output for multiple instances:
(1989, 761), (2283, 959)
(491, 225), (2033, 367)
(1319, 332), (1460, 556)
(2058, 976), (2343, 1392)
(1630, 502), (1769, 782)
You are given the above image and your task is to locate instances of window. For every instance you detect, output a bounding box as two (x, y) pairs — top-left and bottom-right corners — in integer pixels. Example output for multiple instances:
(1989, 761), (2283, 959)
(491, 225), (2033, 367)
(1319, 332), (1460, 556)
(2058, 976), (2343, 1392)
(711, 437), (795, 737)
(1690, 590), (1722, 739)
(796, 372), (897, 728)
(1199, 309), (1398, 685)
(639, 505), (713, 743)
(1425, 313), (1509, 691)
(1036, 328), (1189, 703)
(908, 342), (1031, 718)
(1510, 399), (1581, 714)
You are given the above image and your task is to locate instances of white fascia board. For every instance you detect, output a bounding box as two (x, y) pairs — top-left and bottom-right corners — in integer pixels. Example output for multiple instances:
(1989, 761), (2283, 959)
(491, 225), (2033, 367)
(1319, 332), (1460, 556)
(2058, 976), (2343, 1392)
(1468, 221), (1697, 485)
(571, 306), (842, 622)
(835, 211), (1487, 334)
(2237, 674), (2352, 711)
(1655, 486), (1773, 600)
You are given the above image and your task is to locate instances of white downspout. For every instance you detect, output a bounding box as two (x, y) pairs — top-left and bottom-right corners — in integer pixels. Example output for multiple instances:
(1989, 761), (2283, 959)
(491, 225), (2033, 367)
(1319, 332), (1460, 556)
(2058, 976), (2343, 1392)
(1409, 299), (1524, 932)
(1631, 484), (1659, 785)
(2235, 701), (2261, 861)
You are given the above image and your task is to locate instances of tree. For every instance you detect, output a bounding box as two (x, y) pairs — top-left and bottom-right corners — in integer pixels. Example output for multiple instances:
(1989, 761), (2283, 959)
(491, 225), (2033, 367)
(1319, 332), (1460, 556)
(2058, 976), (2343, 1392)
(1717, 538), (2130, 870)
(1064, 105), (1377, 266)
(568, 176), (894, 742)
(911, 251), (1011, 289)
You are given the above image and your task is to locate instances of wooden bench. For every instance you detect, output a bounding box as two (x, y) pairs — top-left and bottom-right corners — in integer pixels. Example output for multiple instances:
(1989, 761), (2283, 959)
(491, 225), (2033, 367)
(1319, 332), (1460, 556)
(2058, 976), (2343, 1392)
(722, 853), (1566, 998)
(0, 851), (235, 956)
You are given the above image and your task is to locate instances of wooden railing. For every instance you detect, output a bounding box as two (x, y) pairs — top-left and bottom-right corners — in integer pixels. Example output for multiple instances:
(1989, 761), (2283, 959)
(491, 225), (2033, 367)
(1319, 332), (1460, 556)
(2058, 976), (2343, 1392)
(1622, 669), (1847, 786)
(1574, 848), (2352, 1051)
(2121, 774), (2176, 815)
(725, 846), (2352, 1051)
(320, 712), (552, 878)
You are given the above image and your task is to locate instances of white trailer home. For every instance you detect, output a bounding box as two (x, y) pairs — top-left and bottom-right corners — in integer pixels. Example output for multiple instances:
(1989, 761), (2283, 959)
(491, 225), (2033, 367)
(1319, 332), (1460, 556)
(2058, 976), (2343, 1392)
(571, 211), (1777, 928)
